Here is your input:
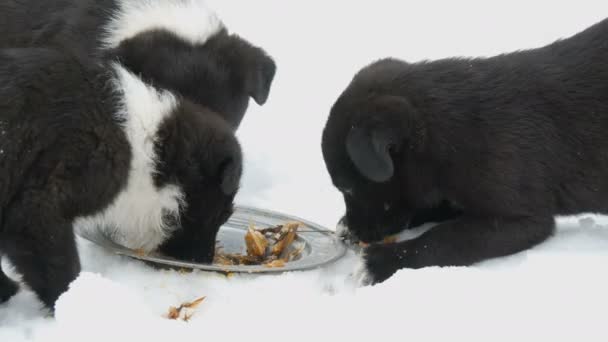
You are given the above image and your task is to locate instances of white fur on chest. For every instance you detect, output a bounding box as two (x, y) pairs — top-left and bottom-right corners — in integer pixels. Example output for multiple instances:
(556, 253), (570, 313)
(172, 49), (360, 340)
(75, 64), (184, 251)
(101, 0), (224, 49)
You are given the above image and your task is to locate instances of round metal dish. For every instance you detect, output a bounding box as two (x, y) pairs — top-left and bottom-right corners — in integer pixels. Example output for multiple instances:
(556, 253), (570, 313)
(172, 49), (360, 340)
(76, 205), (347, 273)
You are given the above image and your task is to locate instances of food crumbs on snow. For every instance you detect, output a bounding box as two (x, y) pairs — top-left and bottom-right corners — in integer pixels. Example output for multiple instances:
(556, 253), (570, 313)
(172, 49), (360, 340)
(213, 221), (303, 267)
(166, 296), (206, 321)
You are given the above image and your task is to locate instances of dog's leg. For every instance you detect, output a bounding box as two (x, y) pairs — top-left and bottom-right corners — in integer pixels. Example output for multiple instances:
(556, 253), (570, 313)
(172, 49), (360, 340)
(2, 194), (80, 310)
(0, 257), (18, 303)
(4, 227), (79, 310)
(361, 216), (554, 284)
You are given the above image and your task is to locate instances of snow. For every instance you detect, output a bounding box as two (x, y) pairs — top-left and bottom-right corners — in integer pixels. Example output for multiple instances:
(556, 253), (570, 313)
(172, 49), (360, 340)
(3, 0), (608, 340)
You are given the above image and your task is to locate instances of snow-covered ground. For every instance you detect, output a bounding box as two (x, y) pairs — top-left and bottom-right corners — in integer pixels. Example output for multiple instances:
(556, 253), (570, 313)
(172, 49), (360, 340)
(3, 1), (608, 340)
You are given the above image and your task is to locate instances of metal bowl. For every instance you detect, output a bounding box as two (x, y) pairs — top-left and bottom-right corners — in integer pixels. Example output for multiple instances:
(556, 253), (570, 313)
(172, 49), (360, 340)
(76, 205), (347, 274)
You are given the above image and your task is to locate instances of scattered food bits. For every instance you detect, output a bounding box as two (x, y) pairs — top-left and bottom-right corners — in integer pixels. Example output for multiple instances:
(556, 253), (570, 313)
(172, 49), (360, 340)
(183, 312), (194, 322)
(166, 296), (206, 322)
(167, 306), (180, 320)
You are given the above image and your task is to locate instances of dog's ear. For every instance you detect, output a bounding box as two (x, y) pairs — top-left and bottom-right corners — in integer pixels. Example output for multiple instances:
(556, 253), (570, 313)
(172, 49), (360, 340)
(346, 95), (424, 182)
(158, 103), (243, 195)
(201, 120), (242, 195)
(218, 155), (242, 195)
(243, 48), (276, 105)
(103, 30), (192, 85)
(219, 35), (277, 106)
(208, 120), (243, 195)
(347, 125), (396, 183)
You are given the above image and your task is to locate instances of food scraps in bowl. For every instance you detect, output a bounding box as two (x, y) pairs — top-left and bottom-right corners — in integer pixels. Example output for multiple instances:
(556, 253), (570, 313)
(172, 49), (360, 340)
(213, 221), (305, 268)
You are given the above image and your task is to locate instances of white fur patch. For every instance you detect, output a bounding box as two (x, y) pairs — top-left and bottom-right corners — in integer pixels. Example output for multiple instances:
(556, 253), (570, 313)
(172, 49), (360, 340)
(335, 218), (349, 238)
(353, 255), (373, 287)
(75, 64), (184, 252)
(101, 0), (224, 49)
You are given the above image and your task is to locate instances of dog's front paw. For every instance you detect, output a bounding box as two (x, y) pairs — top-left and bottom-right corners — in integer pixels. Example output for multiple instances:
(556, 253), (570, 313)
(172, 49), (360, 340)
(360, 243), (405, 285)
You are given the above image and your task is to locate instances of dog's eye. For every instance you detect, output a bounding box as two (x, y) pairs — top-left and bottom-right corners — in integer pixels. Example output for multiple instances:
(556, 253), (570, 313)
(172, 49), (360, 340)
(342, 188), (354, 196)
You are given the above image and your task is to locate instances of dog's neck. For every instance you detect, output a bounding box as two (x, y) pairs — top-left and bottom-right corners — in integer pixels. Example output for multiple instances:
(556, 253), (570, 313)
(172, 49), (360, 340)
(76, 63), (184, 251)
(111, 62), (176, 155)
(101, 0), (225, 49)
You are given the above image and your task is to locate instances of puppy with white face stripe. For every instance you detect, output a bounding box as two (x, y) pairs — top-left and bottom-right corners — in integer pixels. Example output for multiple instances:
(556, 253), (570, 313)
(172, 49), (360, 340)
(0, 0), (276, 129)
(0, 48), (240, 310)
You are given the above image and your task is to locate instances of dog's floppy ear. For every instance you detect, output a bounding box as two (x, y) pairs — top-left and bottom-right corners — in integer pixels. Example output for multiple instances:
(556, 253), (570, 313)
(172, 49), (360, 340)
(244, 50), (276, 105)
(347, 126), (396, 183)
(219, 34), (276, 106)
(204, 125), (242, 195)
(218, 155), (242, 195)
(210, 120), (243, 195)
(346, 95), (423, 182)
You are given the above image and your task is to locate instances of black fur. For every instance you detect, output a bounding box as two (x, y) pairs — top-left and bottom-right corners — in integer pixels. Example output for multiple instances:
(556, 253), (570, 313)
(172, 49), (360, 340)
(0, 0), (276, 129)
(153, 102), (242, 263)
(322, 18), (608, 284)
(0, 48), (241, 309)
(0, 262), (18, 303)
(108, 28), (276, 130)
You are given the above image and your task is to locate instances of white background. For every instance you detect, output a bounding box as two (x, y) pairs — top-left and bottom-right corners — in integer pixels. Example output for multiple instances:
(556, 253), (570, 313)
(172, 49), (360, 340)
(3, 1), (608, 340)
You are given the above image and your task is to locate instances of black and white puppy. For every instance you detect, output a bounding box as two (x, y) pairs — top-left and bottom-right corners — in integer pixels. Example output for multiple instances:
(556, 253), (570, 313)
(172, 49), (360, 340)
(0, 47), (241, 309)
(322, 18), (608, 284)
(0, 0), (276, 129)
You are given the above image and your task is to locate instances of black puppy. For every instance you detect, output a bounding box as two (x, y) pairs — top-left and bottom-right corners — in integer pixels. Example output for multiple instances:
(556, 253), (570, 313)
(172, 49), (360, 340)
(322, 18), (608, 284)
(0, 0), (276, 129)
(0, 47), (241, 309)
